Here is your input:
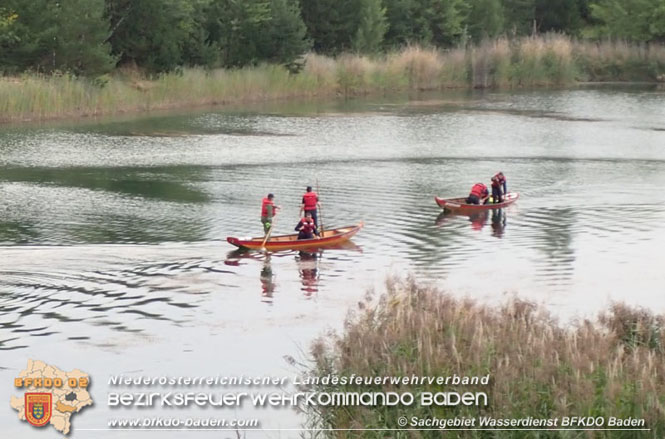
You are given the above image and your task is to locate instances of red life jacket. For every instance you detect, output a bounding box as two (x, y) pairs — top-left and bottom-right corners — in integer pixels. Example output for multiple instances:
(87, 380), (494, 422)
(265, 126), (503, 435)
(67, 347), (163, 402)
(470, 183), (488, 198)
(300, 217), (315, 234)
(261, 198), (274, 217)
(491, 173), (506, 187)
(303, 192), (318, 211)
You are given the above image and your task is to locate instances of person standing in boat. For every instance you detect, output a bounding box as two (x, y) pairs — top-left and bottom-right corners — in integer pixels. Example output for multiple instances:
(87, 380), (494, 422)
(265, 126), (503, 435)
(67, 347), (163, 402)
(295, 211), (320, 240)
(299, 186), (321, 227)
(466, 183), (489, 205)
(491, 172), (507, 203)
(261, 193), (280, 234)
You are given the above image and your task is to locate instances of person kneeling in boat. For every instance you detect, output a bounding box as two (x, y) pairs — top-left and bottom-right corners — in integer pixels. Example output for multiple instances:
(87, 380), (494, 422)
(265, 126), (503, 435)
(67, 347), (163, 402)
(491, 172), (507, 203)
(466, 183), (489, 205)
(295, 212), (320, 240)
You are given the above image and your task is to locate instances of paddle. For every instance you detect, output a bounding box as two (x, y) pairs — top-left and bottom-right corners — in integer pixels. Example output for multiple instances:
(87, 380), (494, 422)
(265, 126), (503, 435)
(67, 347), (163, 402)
(316, 179), (324, 237)
(260, 216), (276, 251)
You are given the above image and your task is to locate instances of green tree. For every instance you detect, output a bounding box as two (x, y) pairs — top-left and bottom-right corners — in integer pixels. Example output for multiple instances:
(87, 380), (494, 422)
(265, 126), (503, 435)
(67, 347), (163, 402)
(264, 0), (311, 65)
(300, 0), (363, 54)
(590, 0), (665, 41)
(50, 0), (116, 75)
(182, 0), (220, 68)
(503, 0), (536, 35)
(204, 0), (272, 67)
(383, 0), (467, 47)
(383, 0), (417, 47)
(467, 0), (504, 41)
(0, 8), (19, 47)
(0, 0), (114, 75)
(535, 0), (584, 34)
(105, 0), (199, 73)
(427, 0), (468, 46)
(353, 0), (388, 53)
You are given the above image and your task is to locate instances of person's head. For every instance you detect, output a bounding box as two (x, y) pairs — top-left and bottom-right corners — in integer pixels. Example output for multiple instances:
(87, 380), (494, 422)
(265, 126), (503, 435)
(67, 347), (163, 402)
(306, 186), (312, 192)
(268, 193), (274, 200)
(305, 211), (312, 218)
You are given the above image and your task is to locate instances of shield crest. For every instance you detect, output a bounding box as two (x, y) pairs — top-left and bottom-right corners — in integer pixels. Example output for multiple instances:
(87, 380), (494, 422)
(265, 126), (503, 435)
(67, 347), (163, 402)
(25, 393), (52, 427)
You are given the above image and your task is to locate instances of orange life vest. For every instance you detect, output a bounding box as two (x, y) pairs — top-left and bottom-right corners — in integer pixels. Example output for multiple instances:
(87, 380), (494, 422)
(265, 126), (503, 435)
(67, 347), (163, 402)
(303, 192), (318, 211)
(300, 217), (316, 234)
(261, 198), (274, 217)
(491, 173), (506, 187)
(470, 183), (488, 198)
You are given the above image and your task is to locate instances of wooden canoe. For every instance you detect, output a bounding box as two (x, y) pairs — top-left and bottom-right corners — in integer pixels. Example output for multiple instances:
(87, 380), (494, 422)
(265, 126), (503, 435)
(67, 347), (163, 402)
(227, 222), (363, 251)
(435, 192), (519, 213)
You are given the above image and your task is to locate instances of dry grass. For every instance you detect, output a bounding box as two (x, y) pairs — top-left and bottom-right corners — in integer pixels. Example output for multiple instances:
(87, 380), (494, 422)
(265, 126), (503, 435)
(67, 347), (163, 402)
(304, 278), (665, 437)
(1, 36), (664, 124)
(387, 46), (444, 90)
(574, 40), (665, 81)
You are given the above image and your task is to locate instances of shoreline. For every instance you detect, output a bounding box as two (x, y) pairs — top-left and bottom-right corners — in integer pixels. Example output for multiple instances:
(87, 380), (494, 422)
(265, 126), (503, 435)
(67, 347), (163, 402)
(1, 79), (662, 128)
(0, 90), (338, 126)
(2, 37), (663, 127)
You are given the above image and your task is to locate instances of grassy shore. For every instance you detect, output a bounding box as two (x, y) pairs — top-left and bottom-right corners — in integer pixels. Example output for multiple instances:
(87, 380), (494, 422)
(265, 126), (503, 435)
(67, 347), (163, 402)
(1, 35), (664, 123)
(301, 278), (665, 438)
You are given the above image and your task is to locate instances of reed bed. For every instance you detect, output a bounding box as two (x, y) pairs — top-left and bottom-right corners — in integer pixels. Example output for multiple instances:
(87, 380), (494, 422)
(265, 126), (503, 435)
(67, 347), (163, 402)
(1, 35), (664, 123)
(302, 278), (665, 438)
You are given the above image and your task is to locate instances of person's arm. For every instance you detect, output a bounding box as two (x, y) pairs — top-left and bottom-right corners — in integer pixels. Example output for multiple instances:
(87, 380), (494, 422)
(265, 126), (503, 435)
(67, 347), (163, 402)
(295, 220), (303, 232)
(503, 181), (507, 195)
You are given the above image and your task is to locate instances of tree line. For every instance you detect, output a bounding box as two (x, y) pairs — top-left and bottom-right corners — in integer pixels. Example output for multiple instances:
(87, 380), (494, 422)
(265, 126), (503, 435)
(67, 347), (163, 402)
(0, 0), (663, 77)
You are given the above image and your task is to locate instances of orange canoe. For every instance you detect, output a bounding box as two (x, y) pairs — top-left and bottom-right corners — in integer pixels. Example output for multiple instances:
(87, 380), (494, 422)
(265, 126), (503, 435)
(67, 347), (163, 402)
(435, 192), (519, 213)
(227, 222), (363, 251)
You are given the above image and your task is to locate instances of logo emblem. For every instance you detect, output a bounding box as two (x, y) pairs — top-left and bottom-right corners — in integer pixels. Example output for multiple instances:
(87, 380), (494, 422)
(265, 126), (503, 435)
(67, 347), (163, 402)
(25, 393), (52, 427)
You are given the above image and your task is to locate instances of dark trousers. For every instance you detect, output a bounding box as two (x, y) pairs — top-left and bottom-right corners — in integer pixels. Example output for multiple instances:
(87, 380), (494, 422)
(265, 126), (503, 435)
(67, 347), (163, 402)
(492, 186), (503, 203)
(305, 209), (318, 227)
(466, 195), (480, 205)
(298, 231), (314, 240)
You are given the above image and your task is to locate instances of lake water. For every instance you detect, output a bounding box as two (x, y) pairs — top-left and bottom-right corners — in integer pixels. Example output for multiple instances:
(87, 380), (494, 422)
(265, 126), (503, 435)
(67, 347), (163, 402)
(1, 86), (665, 437)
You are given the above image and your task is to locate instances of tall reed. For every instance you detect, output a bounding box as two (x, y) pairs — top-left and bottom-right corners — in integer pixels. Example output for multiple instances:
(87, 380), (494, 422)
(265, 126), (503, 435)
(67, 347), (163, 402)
(1, 35), (663, 123)
(302, 278), (665, 437)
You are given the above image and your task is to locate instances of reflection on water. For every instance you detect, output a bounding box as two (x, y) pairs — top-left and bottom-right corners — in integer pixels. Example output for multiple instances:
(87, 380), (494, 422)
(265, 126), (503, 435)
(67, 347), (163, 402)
(297, 250), (322, 297)
(2, 87), (665, 435)
(436, 208), (507, 237)
(223, 245), (358, 301)
(469, 211), (490, 231)
(527, 207), (577, 286)
(491, 209), (507, 238)
(261, 255), (277, 302)
(224, 249), (279, 301)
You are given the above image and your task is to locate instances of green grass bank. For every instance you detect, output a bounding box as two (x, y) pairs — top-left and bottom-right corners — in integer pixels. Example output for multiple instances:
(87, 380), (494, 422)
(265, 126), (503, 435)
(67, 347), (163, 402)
(302, 278), (665, 438)
(2, 35), (665, 124)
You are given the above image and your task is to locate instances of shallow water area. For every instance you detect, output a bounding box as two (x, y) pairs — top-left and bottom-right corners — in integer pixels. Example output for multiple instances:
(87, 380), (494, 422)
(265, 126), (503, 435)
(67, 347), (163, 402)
(1, 86), (665, 436)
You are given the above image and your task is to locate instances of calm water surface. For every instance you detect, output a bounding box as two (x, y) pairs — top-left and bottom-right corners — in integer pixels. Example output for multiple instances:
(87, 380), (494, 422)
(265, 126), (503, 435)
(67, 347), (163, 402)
(1, 87), (665, 436)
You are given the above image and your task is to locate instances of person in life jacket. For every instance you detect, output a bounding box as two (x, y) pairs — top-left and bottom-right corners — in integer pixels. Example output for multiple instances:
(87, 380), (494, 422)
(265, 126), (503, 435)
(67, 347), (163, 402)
(299, 186), (321, 227)
(261, 193), (280, 234)
(490, 172), (507, 203)
(294, 211), (320, 240)
(466, 183), (489, 205)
